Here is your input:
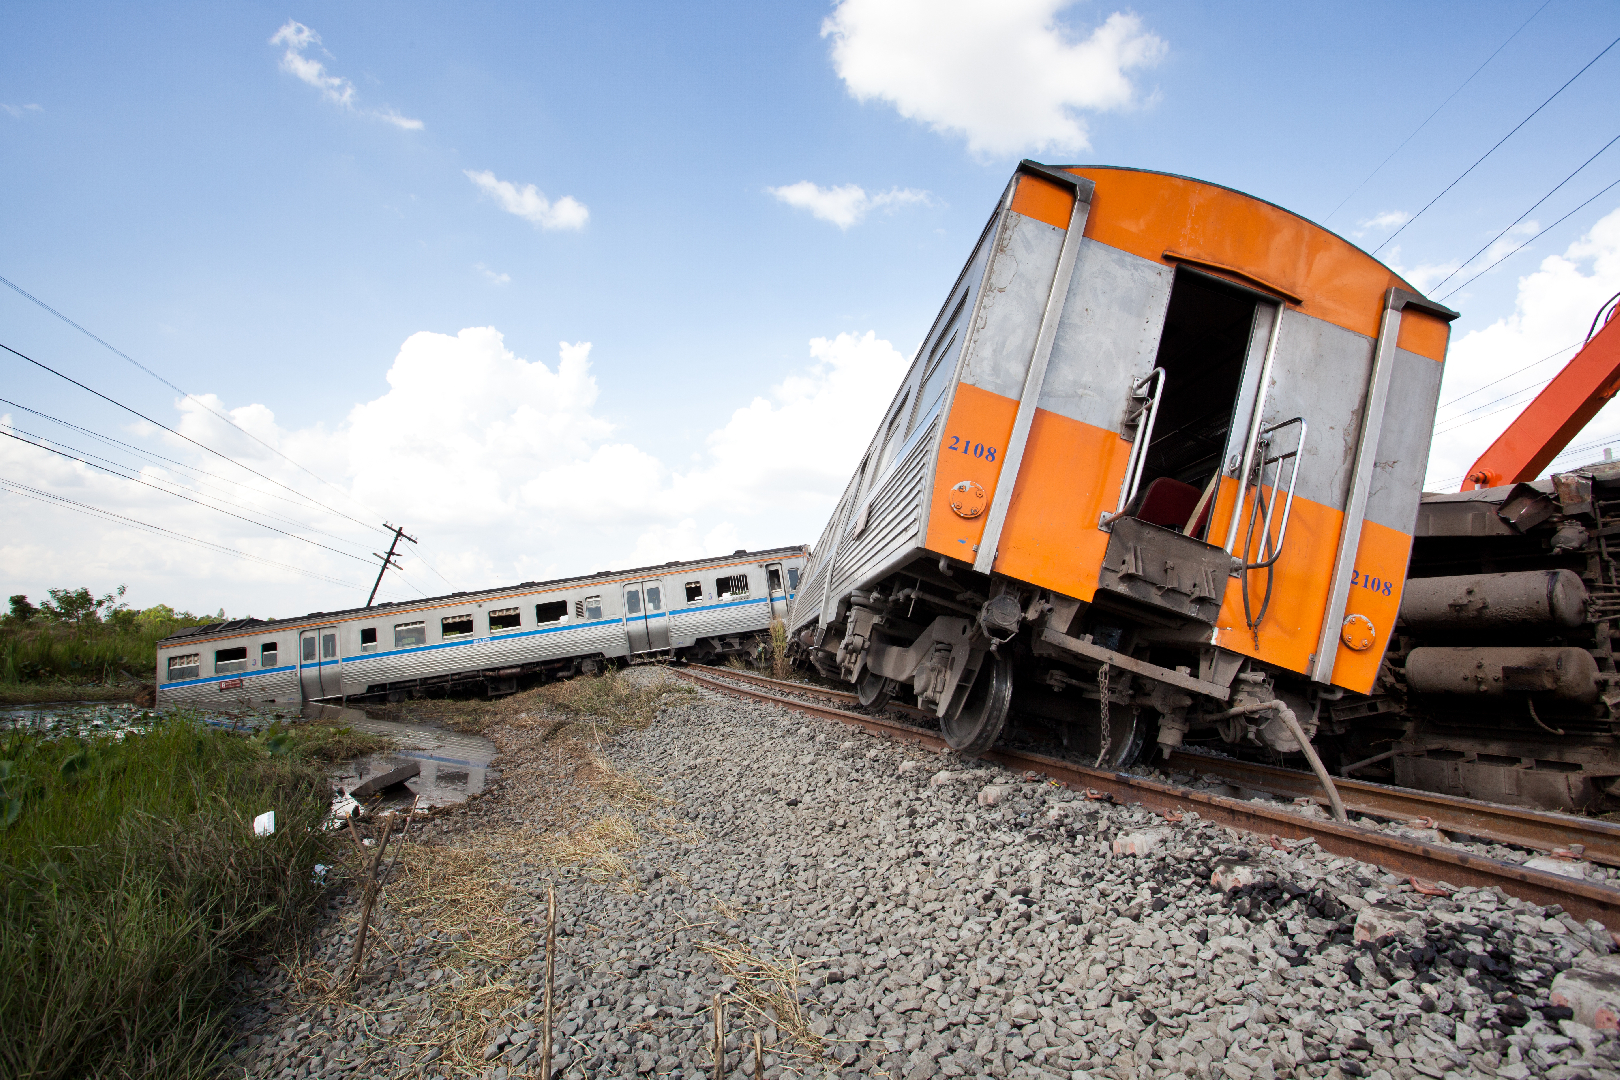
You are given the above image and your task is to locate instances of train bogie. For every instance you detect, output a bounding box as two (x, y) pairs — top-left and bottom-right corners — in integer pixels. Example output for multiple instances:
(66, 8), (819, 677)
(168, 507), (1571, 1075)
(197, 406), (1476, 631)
(155, 547), (807, 709)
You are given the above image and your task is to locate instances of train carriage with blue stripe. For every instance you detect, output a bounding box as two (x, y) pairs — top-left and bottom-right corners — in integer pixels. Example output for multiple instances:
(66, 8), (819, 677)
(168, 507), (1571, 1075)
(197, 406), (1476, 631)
(154, 546), (807, 707)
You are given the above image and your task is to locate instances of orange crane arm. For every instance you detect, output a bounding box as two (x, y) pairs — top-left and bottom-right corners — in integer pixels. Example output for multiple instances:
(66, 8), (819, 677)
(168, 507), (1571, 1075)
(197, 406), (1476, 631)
(1461, 309), (1620, 490)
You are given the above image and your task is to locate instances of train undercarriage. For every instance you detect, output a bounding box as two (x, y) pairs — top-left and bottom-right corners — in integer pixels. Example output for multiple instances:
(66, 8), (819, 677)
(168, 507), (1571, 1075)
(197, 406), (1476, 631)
(797, 461), (1620, 815)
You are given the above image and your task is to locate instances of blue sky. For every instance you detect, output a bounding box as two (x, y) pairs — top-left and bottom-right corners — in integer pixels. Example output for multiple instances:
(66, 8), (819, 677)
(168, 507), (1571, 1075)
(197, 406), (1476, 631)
(4, 0), (1620, 616)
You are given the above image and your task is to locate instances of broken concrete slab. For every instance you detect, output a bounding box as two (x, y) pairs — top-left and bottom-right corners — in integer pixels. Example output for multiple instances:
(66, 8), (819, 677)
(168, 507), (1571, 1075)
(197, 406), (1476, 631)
(977, 785), (1011, 806)
(1111, 829), (1168, 857)
(1551, 955), (1620, 1032)
(1525, 854), (1590, 880)
(348, 760), (421, 800)
(1211, 859), (1257, 892)
(1354, 902), (1426, 944)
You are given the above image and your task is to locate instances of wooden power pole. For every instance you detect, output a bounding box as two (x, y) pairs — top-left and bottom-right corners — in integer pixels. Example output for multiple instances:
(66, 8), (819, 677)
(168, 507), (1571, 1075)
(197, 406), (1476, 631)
(367, 523), (418, 607)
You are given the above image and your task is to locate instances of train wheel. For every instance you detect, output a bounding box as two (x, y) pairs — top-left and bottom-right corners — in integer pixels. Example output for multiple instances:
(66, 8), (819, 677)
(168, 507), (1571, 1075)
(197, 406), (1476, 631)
(856, 669), (892, 709)
(942, 653), (1013, 755)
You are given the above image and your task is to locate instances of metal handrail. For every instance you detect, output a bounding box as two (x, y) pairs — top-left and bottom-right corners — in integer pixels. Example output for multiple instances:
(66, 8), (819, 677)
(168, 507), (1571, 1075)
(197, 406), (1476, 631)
(1099, 368), (1166, 529)
(1240, 416), (1308, 569)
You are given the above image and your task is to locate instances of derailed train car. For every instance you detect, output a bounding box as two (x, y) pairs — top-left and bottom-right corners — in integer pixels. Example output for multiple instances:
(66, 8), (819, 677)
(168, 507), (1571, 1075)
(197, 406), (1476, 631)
(789, 161), (1459, 777)
(157, 546), (806, 708)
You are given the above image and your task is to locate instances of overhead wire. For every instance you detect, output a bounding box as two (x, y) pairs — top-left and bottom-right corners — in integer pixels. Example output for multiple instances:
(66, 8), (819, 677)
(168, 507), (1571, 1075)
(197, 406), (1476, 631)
(0, 273), (390, 530)
(0, 428), (397, 568)
(1374, 32), (1620, 255)
(0, 278), (462, 590)
(1429, 131), (1620, 293)
(1323, 0), (1553, 225)
(1435, 341), (1581, 409)
(1438, 175), (1620, 299)
(0, 420), (385, 554)
(0, 478), (389, 592)
(0, 340), (389, 535)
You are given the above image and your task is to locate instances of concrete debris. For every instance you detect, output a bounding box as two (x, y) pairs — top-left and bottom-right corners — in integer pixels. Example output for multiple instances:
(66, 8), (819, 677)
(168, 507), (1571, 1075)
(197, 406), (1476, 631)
(1112, 829), (1168, 857)
(1353, 903), (1427, 944)
(928, 769), (964, 789)
(1210, 858), (1256, 891)
(896, 759), (920, 776)
(1525, 853), (1591, 879)
(347, 760), (421, 800)
(1551, 955), (1620, 1032)
(327, 794), (361, 830)
(976, 784), (1010, 806)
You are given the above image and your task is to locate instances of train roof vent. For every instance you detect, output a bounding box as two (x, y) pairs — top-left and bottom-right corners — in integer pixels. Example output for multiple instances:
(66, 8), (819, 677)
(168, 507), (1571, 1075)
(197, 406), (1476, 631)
(733, 549), (748, 555)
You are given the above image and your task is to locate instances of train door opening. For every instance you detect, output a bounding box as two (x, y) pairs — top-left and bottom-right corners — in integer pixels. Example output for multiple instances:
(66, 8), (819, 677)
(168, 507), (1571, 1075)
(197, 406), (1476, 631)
(622, 581), (671, 653)
(765, 562), (788, 620)
(1134, 271), (1267, 538)
(298, 626), (340, 701)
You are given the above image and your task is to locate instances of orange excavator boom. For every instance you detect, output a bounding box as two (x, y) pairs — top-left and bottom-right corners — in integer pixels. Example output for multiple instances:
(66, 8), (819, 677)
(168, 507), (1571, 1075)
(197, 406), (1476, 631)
(1461, 296), (1620, 490)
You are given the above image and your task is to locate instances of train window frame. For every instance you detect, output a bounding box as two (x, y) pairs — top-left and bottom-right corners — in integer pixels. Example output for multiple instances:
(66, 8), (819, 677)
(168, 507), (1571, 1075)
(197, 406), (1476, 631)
(167, 653), (200, 681)
(787, 567), (800, 590)
(441, 613), (475, 640)
(716, 574), (749, 599)
(360, 627), (378, 652)
(302, 636), (317, 662)
(535, 600), (568, 624)
(685, 581), (704, 603)
(645, 585), (663, 611)
(488, 606), (522, 633)
(394, 621), (426, 648)
(625, 589), (642, 615)
(582, 595), (603, 620)
(215, 646), (248, 675)
(261, 641), (278, 667)
(767, 566), (783, 592)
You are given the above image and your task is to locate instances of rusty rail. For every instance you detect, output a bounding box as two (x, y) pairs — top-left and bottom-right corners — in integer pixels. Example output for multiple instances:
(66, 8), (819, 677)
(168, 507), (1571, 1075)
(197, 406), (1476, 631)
(672, 665), (1620, 930)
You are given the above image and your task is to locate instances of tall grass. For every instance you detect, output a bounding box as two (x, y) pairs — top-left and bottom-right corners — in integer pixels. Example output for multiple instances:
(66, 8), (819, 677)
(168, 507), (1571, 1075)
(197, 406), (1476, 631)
(1, 594), (220, 686)
(0, 716), (332, 1080)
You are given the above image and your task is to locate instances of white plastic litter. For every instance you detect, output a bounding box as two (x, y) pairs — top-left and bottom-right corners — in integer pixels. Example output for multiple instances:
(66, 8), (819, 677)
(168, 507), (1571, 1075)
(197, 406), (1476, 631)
(311, 863), (329, 884)
(327, 793), (361, 829)
(252, 810), (276, 836)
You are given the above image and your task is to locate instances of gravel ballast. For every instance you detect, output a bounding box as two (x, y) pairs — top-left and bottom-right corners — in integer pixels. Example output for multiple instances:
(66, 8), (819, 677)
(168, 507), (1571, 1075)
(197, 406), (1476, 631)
(232, 668), (1620, 1079)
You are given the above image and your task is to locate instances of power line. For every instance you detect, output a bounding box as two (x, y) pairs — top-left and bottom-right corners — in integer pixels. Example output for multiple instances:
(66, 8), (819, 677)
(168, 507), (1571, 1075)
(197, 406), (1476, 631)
(1432, 380), (1553, 435)
(0, 428), (389, 566)
(0, 272), (391, 528)
(0, 419), (390, 558)
(0, 339), (384, 534)
(1436, 340), (1580, 409)
(1374, 33), (1620, 255)
(1430, 131), (1620, 293)
(0, 478), (381, 591)
(1324, 0), (1553, 225)
(1439, 174), (1620, 299)
(0, 393), (383, 527)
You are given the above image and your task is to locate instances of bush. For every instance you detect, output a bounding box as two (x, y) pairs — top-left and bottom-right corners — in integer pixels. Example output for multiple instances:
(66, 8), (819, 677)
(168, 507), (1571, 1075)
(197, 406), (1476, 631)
(1, 588), (222, 685)
(0, 716), (332, 1079)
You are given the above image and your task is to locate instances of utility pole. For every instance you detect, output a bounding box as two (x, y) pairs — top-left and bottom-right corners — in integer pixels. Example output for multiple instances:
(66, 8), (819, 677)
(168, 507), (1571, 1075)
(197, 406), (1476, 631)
(367, 523), (418, 607)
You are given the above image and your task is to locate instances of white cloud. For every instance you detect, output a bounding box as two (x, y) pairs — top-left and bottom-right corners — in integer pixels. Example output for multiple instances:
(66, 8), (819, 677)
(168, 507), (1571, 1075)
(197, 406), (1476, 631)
(823, 0), (1165, 157)
(0, 328), (907, 617)
(465, 170), (589, 231)
(767, 182), (931, 229)
(1358, 210), (1410, 234)
(475, 263), (511, 285)
(2, 103), (42, 118)
(1425, 204), (1620, 489)
(270, 20), (422, 130)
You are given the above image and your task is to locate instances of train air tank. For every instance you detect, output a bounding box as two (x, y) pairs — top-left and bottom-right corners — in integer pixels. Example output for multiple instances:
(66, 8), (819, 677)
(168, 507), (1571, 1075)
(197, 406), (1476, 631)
(1398, 570), (1587, 632)
(1405, 646), (1599, 704)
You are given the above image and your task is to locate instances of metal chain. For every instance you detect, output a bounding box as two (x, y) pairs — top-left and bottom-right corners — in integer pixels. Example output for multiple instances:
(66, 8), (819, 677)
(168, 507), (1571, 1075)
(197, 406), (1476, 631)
(1095, 663), (1112, 768)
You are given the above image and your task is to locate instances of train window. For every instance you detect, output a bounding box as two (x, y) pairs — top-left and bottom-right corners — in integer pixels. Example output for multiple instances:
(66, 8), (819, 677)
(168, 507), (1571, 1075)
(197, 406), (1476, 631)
(535, 601), (568, 624)
(167, 653), (199, 681)
(322, 633), (337, 659)
(441, 614), (474, 639)
(489, 607), (521, 633)
(261, 641), (278, 667)
(215, 646), (248, 674)
(360, 627), (378, 652)
(625, 590), (642, 615)
(716, 574), (749, 598)
(394, 621), (426, 648)
(787, 567), (800, 590)
(302, 636), (317, 662)
(582, 595), (603, 620)
(685, 581), (704, 603)
(645, 586), (662, 611)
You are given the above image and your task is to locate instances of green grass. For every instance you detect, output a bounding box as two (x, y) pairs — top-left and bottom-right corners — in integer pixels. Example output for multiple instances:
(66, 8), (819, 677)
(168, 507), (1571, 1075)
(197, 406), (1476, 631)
(0, 715), (334, 1080)
(1, 595), (221, 687)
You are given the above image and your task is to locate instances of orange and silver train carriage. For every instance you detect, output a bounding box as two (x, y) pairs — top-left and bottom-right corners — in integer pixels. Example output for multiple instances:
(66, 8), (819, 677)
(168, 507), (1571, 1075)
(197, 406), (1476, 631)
(787, 161), (1458, 777)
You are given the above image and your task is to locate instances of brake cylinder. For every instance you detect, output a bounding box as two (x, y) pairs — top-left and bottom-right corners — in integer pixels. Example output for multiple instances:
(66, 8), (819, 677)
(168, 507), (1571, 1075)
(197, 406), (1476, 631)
(1405, 646), (1599, 704)
(1398, 570), (1587, 632)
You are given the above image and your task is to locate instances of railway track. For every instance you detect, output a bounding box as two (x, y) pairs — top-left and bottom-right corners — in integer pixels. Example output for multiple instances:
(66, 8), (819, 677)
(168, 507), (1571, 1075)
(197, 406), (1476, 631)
(674, 663), (1620, 931)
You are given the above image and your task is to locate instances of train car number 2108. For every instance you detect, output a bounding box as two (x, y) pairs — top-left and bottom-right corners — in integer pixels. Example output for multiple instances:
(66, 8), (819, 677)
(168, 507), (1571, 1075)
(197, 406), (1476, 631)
(1351, 568), (1394, 597)
(947, 436), (998, 462)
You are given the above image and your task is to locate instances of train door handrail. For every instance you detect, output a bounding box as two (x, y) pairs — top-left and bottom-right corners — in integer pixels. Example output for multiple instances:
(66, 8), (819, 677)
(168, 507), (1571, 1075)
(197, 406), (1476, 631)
(1240, 416), (1308, 571)
(1223, 301), (1287, 554)
(1099, 368), (1167, 529)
